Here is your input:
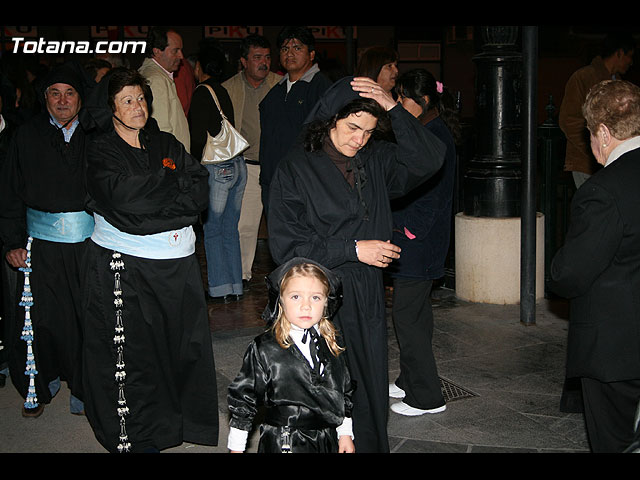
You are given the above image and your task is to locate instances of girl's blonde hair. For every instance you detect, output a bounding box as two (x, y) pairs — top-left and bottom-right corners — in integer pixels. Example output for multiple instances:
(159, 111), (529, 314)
(270, 262), (345, 357)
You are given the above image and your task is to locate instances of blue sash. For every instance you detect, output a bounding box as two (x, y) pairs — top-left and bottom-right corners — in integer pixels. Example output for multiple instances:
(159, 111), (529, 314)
(26, 208), (94, 243)
(91, 214), (195, 260)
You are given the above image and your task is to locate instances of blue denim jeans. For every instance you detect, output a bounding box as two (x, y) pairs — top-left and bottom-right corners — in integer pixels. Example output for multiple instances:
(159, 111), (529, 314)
(48, 377), (84, 413)
(203, 156), (247, 297)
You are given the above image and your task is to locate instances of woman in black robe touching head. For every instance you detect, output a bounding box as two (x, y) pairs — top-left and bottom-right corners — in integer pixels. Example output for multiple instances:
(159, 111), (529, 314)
(267, 76), (445, 452)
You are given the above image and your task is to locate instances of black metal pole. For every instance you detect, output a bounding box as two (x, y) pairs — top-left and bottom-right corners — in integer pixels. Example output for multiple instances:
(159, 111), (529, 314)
(521, 26), (538, 326)
(345, 26), (355, 75)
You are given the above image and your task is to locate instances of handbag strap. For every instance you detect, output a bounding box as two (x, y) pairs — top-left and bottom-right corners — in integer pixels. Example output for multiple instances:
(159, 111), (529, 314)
(200, 83), (228, 120)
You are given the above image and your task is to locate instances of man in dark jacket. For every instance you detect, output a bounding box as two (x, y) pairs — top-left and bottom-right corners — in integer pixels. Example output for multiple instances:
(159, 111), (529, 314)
(258, 26), (332, 215)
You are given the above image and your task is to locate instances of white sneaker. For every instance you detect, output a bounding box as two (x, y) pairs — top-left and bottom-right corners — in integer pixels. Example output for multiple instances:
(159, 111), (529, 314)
(390, 401), (446, 416)
(389, 383), (405, 399)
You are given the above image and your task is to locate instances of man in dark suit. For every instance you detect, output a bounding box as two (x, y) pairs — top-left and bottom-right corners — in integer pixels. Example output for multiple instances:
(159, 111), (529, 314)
(550, 79), (640, 453)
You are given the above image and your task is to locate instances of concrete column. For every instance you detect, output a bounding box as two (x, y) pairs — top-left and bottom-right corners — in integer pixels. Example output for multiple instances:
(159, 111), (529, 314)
(455, 213), (545, 304)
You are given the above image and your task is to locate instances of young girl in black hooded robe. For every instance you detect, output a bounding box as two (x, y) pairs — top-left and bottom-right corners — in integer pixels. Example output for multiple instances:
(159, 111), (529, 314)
(227, 257), (355, 453)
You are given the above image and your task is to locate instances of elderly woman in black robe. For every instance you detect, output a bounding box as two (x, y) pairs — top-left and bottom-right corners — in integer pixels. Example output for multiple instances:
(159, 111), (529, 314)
(81, 67), (218, 453)
(267, 76), (445, 452)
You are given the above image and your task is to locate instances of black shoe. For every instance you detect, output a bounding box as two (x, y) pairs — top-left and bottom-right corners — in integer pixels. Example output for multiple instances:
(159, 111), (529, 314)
(242, 279), (251, 292)
(209, 294), (232, 304)
(208, 293), (243, 304)
(22, 404), (45, 418)
(0, 373), (6, 388)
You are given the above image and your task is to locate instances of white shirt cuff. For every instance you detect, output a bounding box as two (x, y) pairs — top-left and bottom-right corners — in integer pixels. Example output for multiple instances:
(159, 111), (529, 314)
(227, 426), (249, 452)
(336, 416), (354, 439)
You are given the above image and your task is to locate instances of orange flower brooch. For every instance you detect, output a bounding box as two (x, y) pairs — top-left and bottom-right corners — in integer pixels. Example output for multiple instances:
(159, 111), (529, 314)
(162, 157), (176, 170)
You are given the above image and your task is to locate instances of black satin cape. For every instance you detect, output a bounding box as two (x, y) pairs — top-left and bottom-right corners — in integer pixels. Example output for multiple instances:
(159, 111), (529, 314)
(229, 257), (352, 453)
(228, 328), (353, 453)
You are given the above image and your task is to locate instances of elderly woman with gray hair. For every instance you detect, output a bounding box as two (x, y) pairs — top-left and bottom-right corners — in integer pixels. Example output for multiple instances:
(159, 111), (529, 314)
(550, 79), (640, 453)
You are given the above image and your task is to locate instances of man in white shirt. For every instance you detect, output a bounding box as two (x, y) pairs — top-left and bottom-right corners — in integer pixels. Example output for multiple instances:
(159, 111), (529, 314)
(139, 26), (191, 152)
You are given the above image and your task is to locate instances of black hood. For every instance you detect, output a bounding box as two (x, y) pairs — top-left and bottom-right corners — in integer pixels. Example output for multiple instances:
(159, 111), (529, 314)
(303, 75), (359, 125)
(262, 257), (343, 325)
(80, 67), (158, 135)
(37, 61), (95, 158)
(38, 61), (92, 109)
(302, 75), (374, 220)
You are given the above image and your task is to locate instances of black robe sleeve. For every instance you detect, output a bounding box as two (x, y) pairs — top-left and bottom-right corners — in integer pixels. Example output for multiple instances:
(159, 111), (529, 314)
(0, 135), (27, 250)
(267, 104), (445, 269)
(549, 181), (623, 298)
(378, 104), (446, 199)
(227, 339), (267, 432)
(267, 160), (361, 269)
(86, 129), (209, 235)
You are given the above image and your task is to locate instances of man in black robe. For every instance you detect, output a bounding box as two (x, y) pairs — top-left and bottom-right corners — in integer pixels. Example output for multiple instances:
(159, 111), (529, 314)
(267, 76), (445, 452)
(0, 63), (93, 417)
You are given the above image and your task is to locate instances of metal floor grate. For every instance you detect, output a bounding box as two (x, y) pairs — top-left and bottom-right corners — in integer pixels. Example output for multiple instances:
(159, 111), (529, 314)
(440, 377), (478, 402)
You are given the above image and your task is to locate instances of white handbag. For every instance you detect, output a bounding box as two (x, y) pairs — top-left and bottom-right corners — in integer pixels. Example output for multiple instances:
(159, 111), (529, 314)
(200, 84), (249, 164)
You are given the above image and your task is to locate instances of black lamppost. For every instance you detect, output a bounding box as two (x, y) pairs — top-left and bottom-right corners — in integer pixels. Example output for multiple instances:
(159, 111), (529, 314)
(464, 26), (522, 218)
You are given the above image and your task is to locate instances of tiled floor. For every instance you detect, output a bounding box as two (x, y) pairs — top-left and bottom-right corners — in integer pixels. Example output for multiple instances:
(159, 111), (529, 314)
(206, 239), (590, 454)
(386, 296), (589, 453)
(0, 238), (591, 454)
(202, 237), (276, 333)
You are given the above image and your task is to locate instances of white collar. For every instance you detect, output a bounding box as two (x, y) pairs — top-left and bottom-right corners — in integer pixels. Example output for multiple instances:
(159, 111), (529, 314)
(151, 58), (174, 79)
(606, 136), (640, 167)
(289, 323), (323, 373)
(279, 63), (320, 86)
(289, 322), (320, 340)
